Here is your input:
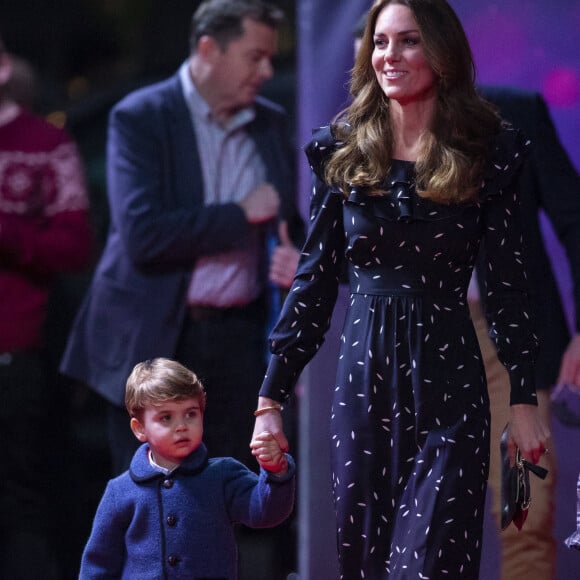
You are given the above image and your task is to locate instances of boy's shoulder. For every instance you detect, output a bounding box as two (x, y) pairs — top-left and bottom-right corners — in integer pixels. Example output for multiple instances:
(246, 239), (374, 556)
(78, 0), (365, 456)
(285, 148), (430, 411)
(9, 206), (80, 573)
(108, 469), (140, 491)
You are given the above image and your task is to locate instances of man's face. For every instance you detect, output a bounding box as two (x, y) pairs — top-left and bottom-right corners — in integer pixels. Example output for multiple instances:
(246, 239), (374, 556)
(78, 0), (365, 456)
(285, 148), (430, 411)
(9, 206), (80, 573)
(206, 17), (278, 117)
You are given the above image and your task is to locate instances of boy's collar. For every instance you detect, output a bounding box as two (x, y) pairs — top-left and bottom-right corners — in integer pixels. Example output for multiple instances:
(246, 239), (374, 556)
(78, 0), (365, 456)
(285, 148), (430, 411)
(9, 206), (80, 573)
(130, 442), (209, 482)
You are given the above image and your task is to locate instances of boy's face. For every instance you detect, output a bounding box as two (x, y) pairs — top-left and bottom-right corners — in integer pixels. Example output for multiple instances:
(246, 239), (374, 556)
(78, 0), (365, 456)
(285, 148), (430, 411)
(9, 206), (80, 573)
(131, 397), (203, 470)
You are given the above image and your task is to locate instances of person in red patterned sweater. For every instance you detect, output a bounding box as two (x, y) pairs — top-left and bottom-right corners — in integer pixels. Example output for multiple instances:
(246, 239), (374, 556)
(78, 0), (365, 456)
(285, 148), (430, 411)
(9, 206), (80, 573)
(0, 36), (93, 578)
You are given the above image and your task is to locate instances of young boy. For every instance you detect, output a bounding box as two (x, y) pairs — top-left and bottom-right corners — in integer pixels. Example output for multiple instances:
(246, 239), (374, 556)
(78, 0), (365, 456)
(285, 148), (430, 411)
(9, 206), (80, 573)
(79, 358), (295, 579)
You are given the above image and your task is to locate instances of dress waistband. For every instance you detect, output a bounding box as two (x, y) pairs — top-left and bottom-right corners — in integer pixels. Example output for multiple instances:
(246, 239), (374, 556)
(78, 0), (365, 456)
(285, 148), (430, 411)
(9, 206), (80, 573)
(349, 264), (471, 300)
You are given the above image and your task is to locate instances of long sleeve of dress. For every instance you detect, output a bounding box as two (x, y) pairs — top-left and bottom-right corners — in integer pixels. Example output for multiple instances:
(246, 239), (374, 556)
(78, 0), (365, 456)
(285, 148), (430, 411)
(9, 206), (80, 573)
(481, 133), (540, 405)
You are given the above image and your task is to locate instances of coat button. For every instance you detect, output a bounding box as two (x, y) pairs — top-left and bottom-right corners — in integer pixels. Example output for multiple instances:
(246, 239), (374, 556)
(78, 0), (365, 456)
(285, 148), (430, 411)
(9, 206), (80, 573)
(163, 479), (174, 489)
(167, 555), (178, 566)
(166, 514), (177, 526)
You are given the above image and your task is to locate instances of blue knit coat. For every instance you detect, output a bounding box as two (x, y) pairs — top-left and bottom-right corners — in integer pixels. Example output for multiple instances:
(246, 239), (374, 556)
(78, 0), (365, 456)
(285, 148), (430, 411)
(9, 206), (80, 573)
(79, 443), (295, 579)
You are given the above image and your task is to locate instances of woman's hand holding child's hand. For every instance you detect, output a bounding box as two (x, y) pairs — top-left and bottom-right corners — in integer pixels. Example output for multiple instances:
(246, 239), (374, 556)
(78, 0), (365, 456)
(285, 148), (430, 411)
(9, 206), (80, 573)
(250, 431), (288, 474)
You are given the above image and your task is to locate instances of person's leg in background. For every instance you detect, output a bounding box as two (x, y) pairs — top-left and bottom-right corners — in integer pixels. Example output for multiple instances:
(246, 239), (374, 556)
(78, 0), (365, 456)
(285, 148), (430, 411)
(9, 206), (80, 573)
(471, 300), (557, 579)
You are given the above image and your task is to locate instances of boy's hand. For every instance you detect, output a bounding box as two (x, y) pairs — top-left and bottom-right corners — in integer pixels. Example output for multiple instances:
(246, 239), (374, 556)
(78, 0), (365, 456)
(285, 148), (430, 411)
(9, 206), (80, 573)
(250, 430), (288, 474)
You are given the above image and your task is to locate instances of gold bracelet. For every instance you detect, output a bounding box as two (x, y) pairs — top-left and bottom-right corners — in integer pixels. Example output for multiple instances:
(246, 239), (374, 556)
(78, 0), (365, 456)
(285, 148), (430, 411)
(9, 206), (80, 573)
(254, 404), (283, 417)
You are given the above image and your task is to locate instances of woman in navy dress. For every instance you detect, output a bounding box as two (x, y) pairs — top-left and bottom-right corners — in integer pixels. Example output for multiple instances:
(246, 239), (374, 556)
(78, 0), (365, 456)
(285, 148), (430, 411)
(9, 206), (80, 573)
(252, 1), (549, 577)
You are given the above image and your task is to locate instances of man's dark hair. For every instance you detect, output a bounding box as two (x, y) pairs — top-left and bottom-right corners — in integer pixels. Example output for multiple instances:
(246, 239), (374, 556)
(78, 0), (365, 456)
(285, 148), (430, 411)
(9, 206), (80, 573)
(190, 0), (284, 52)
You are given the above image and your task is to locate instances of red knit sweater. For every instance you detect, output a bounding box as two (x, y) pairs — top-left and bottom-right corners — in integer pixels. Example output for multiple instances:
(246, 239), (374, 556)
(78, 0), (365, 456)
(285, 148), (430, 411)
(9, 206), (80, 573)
(0, 107), (93, 351)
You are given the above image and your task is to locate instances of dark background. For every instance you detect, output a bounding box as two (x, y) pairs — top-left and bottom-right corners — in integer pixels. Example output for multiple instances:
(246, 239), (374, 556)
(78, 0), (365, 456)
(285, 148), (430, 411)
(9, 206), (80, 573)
(1, 0), (296, 108)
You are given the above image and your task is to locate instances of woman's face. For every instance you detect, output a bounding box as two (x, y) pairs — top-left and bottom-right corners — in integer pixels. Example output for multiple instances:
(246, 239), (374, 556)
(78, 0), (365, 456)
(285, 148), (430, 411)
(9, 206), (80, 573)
(371, 3), (438, 106)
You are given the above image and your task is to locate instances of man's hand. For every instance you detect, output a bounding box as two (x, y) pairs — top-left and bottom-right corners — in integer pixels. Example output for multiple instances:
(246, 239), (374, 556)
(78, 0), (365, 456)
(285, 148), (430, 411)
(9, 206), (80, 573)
(269, 220), (300, 289)
(239, 183), (280, 224)
(557, 333), (580, 388)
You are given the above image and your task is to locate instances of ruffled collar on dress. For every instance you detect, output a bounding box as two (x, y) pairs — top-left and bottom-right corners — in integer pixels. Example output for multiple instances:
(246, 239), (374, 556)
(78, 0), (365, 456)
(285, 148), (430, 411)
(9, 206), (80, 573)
(305, 124), (529, 223)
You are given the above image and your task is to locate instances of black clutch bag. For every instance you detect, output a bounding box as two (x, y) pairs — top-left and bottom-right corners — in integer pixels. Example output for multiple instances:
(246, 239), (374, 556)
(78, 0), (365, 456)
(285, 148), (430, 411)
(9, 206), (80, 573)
(500, 425), (549, 531)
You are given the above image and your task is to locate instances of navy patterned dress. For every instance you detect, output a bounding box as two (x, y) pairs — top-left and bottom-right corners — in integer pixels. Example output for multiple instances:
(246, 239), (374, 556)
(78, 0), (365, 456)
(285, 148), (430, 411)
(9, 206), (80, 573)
(260, 125), (538, 579)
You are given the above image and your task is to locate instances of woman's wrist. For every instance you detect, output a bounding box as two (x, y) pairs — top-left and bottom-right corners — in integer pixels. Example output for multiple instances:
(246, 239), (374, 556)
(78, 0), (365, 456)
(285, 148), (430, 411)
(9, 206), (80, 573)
(254, 399), (283, 417)
(256, 396), (282, 411)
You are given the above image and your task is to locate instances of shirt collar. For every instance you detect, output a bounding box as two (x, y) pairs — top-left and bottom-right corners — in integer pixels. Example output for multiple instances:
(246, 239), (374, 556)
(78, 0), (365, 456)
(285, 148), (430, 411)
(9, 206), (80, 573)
(148, 449), (175, 475)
